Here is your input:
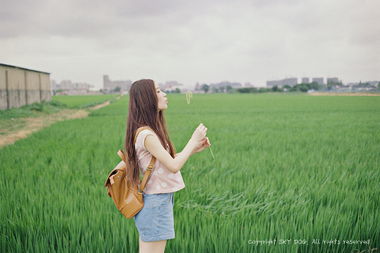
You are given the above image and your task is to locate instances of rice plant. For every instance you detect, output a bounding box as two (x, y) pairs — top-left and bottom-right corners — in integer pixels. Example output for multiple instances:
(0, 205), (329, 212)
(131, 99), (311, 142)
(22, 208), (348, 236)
(1, 93), (379, 252)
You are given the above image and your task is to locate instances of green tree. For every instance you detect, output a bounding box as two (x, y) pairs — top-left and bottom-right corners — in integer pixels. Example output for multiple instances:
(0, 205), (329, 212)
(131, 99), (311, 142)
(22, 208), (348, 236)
(258, 87), (269, 93)
(309, 82), (322, 91)
(113, 86), (121, 92)
(237, 87), (257, 93)
(299, 84), (309, 92)
(211, 87), (219, 93)
(201, 84), (209, 93)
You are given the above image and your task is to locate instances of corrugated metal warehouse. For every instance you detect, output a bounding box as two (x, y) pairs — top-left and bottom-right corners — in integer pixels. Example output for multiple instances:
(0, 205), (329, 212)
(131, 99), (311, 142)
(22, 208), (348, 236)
(0, 63), (51, 110)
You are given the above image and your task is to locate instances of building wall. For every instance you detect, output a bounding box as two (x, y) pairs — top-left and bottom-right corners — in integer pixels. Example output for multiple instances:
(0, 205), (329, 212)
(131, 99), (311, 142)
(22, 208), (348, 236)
(0, 64), (51, 110)
(266, 78), (298, 87)
(40, 73), (52, 101)
(103, 74), (132, 92)
(0, 68), (7, 110)
(25, 71), (41, 105)
(327, 77), (340, 84)
(312, 77), (324, 85)
(7, 67), (26, 109)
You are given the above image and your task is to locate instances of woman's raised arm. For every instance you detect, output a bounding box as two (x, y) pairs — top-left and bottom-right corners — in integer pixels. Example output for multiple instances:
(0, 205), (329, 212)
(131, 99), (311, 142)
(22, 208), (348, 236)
(144, 123), (207, 173)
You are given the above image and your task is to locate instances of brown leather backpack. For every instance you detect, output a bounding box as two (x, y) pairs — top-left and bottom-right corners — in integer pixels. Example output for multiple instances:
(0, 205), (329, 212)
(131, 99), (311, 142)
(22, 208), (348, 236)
(104, 126), (156, 219)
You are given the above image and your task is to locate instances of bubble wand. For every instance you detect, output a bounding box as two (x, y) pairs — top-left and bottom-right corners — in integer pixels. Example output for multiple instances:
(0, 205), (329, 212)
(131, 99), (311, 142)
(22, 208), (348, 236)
(208, 140), (215, 160)
(185, 91), (215, 160)
(186, 91), (192, 104)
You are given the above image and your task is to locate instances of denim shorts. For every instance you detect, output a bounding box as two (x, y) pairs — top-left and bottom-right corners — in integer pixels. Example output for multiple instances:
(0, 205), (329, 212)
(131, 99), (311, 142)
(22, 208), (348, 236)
(133, 192), (175, 242)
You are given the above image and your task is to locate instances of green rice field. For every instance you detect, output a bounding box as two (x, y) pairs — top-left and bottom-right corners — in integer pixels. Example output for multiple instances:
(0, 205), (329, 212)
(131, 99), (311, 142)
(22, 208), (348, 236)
(0, 95), (118, 137)
(1, 93), (379, 252)
(52, 94), (119, 108)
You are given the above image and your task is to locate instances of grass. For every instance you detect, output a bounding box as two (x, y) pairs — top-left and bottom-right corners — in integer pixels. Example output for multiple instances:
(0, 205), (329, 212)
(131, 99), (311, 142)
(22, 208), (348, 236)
(0, 100), (68, 120)
(52, 94), (119, 109)
(0, 95), (118, 135)
(0, 101), (68, 134)
(0, 93), (379, 252)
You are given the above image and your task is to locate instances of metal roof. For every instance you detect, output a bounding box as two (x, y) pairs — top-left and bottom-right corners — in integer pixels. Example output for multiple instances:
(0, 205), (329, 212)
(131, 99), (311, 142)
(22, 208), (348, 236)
(0, 63), (50, 74)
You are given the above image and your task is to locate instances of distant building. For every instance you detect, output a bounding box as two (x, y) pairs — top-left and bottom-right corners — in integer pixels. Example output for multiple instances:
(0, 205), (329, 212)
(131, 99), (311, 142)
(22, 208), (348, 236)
(103, 75), (132, 93)
(312, 77), (324, 85)
(52, 79), (94, 95)
(266, 78), (298, 88)
(346, 81), (380, 87)
(194, 82), (201, 91)
(301, 77), (310, 84)
(266, 80), (280, 88)
(367, 80), (380, 86)
(159, 81), (183, 93)
(243, 82), (254, 87)
(209, 81), (242, 93)
(193, 81), (242, 93)
(0, 63), (51, 110)
(326, 77), (340, 84)
(193, 82), (205, 93)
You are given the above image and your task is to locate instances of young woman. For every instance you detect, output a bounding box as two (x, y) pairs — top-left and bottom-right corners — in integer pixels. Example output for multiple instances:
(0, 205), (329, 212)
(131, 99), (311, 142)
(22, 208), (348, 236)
(125, 79), (211, 253)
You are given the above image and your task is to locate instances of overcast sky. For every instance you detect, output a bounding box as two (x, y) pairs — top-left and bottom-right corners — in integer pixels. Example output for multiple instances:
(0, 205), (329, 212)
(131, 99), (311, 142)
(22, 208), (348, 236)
(1, 0), (379, 89)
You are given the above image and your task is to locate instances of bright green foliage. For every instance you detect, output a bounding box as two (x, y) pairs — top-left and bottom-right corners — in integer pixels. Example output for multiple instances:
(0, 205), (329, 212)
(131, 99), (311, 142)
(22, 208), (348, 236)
(1, 93), (379, 252)
(52, 95), (118, 109)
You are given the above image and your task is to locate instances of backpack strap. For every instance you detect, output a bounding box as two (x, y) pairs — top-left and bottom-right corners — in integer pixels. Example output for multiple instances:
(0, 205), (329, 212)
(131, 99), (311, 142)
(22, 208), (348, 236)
(135, 126), (157, 193)
(118, 126), (157, 193)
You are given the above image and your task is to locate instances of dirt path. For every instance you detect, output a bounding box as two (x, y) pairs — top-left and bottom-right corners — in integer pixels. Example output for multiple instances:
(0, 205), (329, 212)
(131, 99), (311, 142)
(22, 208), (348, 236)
(89, 100), (111, 110)
(0, 99), (113, 148)
(308, 92), (380, 96)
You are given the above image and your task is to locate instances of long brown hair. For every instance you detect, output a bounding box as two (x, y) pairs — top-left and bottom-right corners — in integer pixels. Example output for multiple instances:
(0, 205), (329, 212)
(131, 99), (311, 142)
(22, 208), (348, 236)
(124, 79), (176, 188)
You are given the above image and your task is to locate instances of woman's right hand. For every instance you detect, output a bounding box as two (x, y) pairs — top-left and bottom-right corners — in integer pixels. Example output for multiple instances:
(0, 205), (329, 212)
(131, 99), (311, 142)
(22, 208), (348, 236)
(189, 123), (208, 152)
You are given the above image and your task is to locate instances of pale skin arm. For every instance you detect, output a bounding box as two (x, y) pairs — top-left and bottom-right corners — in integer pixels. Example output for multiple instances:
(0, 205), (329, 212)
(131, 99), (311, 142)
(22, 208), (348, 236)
(144, 134), (197, 173)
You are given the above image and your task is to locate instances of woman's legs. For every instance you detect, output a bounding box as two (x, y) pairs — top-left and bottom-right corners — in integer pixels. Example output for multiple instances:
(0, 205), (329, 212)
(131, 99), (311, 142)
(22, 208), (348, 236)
(139, 237), (167, 253)
(136, 192), (174, 252)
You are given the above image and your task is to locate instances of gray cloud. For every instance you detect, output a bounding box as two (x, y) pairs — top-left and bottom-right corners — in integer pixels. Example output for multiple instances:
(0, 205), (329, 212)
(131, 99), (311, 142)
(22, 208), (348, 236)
(1, 0), (379, 88)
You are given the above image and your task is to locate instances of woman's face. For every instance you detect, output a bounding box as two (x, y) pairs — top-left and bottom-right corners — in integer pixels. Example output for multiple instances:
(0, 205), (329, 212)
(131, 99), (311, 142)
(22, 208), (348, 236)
(154, 82), (168, 111)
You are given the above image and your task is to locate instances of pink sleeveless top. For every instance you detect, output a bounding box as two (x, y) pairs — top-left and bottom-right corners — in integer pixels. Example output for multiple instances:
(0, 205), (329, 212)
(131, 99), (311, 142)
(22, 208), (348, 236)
(135, 129), (186, 194)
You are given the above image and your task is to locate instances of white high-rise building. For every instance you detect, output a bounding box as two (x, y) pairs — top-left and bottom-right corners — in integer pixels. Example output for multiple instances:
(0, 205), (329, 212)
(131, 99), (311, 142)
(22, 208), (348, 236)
(103, 75), (132, 93)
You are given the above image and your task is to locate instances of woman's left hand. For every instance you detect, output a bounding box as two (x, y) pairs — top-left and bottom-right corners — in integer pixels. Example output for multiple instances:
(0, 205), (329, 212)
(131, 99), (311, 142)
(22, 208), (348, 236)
(193, 137), (211, 154)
